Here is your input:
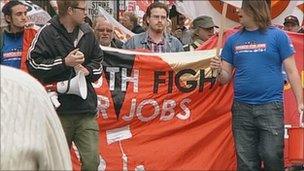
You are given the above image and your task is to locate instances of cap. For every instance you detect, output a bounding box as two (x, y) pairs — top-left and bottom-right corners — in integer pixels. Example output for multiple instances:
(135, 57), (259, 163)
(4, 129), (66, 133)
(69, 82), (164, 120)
(2, 1), (24, 15)
(283, 15), (299, 26)
(192, 16), (218, 29)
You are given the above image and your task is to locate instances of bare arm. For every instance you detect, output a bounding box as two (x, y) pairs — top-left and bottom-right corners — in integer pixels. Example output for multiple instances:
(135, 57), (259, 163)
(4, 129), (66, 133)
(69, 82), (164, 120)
(210, 57), (234, 85)
(283, 55), (304, 117)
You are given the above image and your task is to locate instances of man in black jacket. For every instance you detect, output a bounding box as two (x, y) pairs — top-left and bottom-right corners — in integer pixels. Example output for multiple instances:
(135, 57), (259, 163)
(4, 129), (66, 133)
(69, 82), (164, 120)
(27, 1), (103, 170)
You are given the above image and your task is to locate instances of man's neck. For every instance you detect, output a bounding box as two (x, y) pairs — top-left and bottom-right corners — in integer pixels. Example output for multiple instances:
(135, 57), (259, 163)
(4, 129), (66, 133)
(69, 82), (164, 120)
(245, 22), (259, 31)
(59, 16), (76, 33)
(9, 25), (24, 34)
(148, 29), (164, 43)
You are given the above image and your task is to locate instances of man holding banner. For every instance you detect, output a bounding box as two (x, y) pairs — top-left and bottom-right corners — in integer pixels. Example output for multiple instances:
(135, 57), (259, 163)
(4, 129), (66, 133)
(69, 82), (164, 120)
(211, 0), (303, 170)
(27, 1), (103, 170)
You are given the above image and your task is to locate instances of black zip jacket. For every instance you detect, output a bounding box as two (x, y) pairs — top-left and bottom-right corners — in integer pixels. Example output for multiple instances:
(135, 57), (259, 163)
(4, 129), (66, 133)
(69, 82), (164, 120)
(27, 16), (103, 115)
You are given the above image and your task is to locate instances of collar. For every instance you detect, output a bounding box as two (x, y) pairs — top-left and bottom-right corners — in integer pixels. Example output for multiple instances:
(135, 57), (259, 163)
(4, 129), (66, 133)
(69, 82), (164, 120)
(147, 35), (165, 45)
(3, 27), (24, 38)
(141, 31), (170, 44)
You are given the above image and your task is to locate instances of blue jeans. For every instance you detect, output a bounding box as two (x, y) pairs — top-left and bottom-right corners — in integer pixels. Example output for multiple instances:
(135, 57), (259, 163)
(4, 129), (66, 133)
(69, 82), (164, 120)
(232, 101), (284, 171)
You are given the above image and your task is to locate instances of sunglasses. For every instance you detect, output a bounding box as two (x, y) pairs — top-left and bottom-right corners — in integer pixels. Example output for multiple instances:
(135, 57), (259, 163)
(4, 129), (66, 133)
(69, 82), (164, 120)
(96, 28), (113, 33)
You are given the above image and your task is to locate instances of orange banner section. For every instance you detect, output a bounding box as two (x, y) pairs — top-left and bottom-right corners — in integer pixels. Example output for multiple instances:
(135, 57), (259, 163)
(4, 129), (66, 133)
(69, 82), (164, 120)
(93, 49), (236, 170)
(72, 29), (303, 170)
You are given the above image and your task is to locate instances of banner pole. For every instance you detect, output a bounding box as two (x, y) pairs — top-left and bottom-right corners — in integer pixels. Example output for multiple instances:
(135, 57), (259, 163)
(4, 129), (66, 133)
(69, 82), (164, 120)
(212, 2), (228, 77)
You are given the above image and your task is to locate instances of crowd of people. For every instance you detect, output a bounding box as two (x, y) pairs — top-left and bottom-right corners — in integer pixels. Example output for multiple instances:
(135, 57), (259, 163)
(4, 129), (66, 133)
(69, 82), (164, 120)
(1, 0), (303, 170)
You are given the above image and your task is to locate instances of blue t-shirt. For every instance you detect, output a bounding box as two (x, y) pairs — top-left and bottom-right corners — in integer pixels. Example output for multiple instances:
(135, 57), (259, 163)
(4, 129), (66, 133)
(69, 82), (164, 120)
(0, 31), (23, 69)
(221, 27), (295, 104)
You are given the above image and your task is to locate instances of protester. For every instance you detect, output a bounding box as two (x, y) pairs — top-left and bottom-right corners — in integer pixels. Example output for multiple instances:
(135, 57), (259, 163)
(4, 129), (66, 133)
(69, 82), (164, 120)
(283, 15), (304, 33)
(142, 13), (148, 31)
(92, 15), (107, 28)
(0, 66), (72, 170)
(27, 1), (103, 170)
(121, 11), (145, 34)
(123, 2), (183, 52)
(0, 1), (38, 72)
(184, 15), (218, 51)
(172, 12), (192, 45)
(210, 1), (303, 170)
(166, 18), (173, 35)
(94, 17), (123, 48)
(84, 16), (93, 27)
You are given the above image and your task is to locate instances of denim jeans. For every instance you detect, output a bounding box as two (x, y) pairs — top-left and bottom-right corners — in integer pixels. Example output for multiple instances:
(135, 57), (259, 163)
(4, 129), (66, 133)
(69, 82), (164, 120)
(59, 113), (100, 171)
(232, 101), (284, 171)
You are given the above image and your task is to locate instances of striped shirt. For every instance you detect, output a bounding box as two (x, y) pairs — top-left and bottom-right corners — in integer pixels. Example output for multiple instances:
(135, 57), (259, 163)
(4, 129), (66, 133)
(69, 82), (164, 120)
(147, 36), (165, 53)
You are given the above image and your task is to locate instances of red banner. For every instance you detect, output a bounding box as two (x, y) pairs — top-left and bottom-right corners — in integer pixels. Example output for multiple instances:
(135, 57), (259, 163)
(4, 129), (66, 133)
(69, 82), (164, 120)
(72, 30), (303, 170)
(282, 32), (304, 167)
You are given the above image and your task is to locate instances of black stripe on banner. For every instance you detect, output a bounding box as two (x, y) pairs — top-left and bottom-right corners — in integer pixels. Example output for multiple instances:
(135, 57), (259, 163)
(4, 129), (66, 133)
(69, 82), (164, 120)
(102, 51), (136, 119)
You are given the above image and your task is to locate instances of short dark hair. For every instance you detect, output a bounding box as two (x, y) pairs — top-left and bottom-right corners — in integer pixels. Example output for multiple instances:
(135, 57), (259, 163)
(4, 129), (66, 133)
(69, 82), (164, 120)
(57, 0), (79, 17)
(146, 2), (169, 18)
(2, 1), (24, 16)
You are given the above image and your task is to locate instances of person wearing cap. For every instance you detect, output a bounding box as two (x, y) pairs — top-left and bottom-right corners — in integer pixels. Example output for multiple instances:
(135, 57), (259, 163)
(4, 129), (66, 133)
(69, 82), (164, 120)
(184, 15), (218, 51)
(283, 15), (304, 33)
(0, 1), (38, 72)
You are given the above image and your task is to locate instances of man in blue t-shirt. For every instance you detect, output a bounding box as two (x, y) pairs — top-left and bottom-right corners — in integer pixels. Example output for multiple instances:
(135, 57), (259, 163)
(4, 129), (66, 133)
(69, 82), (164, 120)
(210, 1), (303, 170)
(1, 1), (28, 69)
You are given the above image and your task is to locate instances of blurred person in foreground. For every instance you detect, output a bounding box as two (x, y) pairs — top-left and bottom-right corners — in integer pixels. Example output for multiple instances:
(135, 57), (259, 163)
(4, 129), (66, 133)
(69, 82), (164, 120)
(210, 0), (303, 170)
(123, 2), (183, 52)
(93, 17), (123, 48)
(0, 0), (38, 71)
(283, 15), (304, 33)
(184, 15), (218, 51)
(27, 0), (103, 170)
(0, 66), (72, 170)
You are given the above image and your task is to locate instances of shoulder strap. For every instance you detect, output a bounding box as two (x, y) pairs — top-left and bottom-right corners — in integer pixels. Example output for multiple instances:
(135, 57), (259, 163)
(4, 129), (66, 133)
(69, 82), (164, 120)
(0, 29), (4, 57)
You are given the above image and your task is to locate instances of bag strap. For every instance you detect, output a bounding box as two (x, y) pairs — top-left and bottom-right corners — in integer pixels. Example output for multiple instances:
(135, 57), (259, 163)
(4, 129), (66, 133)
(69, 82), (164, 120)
(0, 29), (4, 58)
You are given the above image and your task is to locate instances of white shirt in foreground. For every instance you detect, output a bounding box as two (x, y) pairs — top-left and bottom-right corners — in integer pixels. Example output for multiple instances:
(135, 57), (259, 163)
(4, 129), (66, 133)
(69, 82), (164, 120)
(0, 66), (72, 170)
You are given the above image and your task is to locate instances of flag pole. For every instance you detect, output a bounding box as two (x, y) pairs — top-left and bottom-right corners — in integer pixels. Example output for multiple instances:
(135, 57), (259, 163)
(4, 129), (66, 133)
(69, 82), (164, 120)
(212, 2), (228, 77)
